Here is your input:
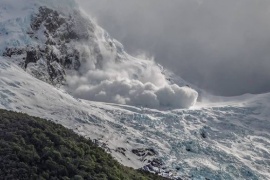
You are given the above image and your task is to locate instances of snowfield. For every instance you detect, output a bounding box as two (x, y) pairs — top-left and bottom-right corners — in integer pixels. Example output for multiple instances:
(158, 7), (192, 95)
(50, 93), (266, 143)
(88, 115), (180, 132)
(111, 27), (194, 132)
(1, 58), (270, 179)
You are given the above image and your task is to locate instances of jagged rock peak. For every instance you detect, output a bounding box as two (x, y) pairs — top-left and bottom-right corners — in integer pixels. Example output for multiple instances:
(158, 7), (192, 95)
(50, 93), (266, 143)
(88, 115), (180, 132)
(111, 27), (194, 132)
(0, 0), (113, 85)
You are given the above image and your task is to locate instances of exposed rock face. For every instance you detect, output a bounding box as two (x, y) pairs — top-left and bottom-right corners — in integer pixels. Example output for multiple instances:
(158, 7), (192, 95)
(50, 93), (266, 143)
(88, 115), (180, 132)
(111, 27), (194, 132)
(115, 147), (127, 156)
(130, 147), (177, 177)
(132, 148), (157, 157)
(25, 48), (41, 68)
(3, 48), (24, 57)
(2, 6), (101, 85)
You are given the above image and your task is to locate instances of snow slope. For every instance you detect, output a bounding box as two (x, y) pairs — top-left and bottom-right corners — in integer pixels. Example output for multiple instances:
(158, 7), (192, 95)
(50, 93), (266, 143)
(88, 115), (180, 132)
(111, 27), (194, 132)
(1, 57), (270, 179)
(0, 0), (77, 54)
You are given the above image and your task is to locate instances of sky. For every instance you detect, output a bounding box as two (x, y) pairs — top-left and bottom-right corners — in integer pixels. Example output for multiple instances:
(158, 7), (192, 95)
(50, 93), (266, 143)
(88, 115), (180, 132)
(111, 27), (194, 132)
(76, 0), (270, 96)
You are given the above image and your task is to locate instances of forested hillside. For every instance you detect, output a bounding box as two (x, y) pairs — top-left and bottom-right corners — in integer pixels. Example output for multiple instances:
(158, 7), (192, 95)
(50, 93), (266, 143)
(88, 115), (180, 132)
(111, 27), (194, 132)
(0, 109), (166, 180)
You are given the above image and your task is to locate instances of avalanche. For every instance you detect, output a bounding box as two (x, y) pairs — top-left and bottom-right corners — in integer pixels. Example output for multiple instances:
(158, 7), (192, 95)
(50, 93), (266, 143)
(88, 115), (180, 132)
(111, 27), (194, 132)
(0, 0), (270, 179)
(0, 0), (198, 109)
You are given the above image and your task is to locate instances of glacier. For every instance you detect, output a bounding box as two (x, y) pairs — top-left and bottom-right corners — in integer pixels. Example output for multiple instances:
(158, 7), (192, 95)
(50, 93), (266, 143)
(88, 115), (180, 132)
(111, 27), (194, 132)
(0, 0), (270, 179)
(1, 56), (270, 179)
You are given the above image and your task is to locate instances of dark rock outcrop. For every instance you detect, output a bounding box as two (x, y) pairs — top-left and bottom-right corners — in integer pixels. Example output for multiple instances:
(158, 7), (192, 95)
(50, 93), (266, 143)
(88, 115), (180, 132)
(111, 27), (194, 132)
(25, 48), (41, 68)
(132, 148), (157, 157)
(3, 47), (24, 57)
(2, 6), (102, 85)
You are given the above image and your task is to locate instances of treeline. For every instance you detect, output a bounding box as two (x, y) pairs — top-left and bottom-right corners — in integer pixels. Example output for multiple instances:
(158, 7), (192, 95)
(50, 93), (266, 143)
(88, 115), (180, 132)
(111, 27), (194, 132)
(0, 109), (166, 180)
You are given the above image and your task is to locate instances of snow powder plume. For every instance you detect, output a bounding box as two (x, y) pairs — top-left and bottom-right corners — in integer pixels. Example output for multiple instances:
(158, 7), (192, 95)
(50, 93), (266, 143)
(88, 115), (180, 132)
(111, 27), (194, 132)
(66, 35), (198, 108)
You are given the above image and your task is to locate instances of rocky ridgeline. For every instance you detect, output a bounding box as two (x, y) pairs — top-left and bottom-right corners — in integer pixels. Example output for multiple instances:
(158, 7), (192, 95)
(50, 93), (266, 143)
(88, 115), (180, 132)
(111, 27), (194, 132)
(2, 6), (103, 85)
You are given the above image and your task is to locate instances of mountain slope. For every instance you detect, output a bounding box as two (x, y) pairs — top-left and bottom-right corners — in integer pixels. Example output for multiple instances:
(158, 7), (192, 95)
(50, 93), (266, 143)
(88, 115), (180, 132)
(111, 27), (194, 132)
(0, 0), (270, 179)
(0, 109), (166, 180)
(0, 0), (198, 109)
(1, 57), (270, 179)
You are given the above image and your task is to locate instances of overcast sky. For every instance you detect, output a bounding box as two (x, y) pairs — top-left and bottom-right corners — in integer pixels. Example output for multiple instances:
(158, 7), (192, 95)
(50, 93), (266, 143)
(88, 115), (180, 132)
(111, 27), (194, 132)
(76, 0), (270, 96)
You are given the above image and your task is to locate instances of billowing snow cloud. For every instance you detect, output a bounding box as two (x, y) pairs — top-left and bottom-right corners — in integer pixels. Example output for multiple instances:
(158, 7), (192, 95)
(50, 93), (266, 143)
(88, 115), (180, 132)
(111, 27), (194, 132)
(77, 0), (270, 96)
(66, 35), (198, 108)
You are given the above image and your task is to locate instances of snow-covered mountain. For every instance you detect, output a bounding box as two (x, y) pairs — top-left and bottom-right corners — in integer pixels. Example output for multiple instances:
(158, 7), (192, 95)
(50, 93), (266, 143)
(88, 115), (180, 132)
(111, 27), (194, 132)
(0, 0), (270, 179)
(0, 0), (198, 109)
